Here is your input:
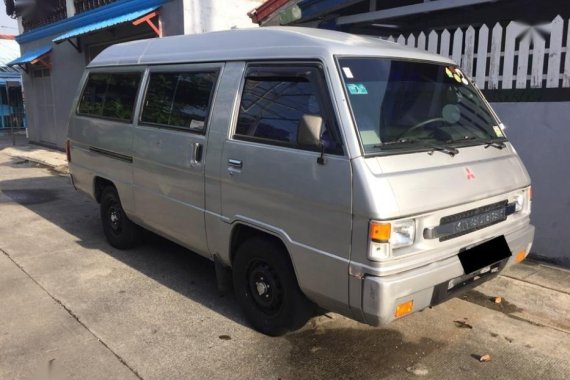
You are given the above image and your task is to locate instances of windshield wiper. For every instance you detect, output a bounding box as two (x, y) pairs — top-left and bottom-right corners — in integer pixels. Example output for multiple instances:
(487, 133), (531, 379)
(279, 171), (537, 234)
(372, 139), (459, 156)
(427, 144), (459, 157)
(372, 139), (413, 148)
(484, 140), (506, 150)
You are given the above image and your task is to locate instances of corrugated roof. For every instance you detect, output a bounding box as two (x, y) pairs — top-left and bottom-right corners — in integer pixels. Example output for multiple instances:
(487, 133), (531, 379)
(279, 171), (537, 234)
(17, 0), (170, 44)
(7, 45), (52, 66)
(52, 6), (160, 43)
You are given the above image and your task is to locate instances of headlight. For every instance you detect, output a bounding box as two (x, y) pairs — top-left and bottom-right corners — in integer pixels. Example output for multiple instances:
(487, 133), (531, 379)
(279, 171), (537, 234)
(514, 186), (532, 214)
(368, 219), (416, 261)
(514, 194), (524, 212)
(391, 220), (416, 249)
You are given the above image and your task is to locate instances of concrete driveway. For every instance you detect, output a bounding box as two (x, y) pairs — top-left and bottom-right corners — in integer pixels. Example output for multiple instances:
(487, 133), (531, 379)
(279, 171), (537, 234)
(1, 143), (569, 380)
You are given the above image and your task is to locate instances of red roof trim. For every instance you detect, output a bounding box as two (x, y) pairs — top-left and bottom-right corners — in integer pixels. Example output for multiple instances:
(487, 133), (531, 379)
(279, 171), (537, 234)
(248, 0), (291, 24)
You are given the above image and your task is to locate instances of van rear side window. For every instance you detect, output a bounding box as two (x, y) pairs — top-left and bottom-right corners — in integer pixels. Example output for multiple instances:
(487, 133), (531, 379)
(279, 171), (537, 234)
(78, 72), (141, 122)
(140, 71), (218, 132)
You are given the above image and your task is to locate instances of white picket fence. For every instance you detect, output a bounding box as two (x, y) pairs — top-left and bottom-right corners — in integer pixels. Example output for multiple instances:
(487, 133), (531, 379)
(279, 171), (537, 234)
(386, 15), (570, 90)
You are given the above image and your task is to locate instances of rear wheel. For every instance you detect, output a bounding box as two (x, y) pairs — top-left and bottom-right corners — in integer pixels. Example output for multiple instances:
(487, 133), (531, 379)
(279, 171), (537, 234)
(100, 186), (142, 249)
(233, 237), (312, 336)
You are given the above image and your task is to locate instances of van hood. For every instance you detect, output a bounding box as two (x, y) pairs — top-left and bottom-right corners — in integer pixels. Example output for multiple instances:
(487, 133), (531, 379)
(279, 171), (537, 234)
(363, 143), (531, 218)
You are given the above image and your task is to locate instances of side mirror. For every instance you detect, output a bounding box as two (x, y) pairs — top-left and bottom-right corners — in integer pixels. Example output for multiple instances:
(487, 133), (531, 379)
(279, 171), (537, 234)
(297, 114), (323, 148)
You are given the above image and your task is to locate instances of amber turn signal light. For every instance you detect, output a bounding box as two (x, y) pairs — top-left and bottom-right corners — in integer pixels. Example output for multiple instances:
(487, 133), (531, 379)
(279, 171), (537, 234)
(395, 300), (414, 318)
(370, 222), (391, 242)
(515, 250), (526, 263)
(528, 186), (533, 201)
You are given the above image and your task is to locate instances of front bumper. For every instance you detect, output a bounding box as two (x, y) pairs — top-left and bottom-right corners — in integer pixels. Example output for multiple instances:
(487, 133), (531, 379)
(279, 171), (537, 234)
(361, 223), (535, 326)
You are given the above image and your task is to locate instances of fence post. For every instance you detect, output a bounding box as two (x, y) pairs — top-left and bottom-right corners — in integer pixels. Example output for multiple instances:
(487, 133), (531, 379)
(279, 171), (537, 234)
(530, 30), (546, 88)
(464, 26), (476, 76)
(546, 16), (564, 88)
(440, 29), (451, 57)
(417, 32), (426, 50)
(516, 33), (531, 89)
(489, 23), (503, 90)
(406, 34), (416, 48)
(564, 18), (570, 87)
(475, 24), (489, 89)
(428, 30), (438, 53)
(503, 21), (524, 89)
(397, 34), (406, 46)
(452, 28), (463, 65)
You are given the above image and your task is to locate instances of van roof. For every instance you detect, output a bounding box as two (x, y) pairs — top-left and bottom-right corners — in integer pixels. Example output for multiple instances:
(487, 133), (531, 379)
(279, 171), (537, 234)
(88, 26), (454, 68)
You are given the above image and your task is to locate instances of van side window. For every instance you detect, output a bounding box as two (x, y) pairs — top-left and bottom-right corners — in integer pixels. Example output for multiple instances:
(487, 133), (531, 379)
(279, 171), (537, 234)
(234, 67), (342, 153)
(78, 72), (141, 121)
(140, 71), (218, 132)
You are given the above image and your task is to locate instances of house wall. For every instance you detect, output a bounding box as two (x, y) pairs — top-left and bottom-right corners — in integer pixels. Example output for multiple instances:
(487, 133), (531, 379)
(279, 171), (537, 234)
(20, 0), (262, 149)
(491, 101), (570, 266)
(22, 25), (152, 149)
(181, 0), (262, 34)
(22, 36), (86, 147)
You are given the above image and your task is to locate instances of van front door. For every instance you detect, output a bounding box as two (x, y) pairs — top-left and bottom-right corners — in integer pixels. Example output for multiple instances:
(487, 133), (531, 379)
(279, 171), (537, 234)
(220, 64), (352, 313)
(132, 65), (221, 255)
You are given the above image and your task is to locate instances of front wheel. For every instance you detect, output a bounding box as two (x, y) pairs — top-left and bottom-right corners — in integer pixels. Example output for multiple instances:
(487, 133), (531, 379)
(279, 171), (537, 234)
(232, 237), (312, 336)
(100, 186), (142, 249)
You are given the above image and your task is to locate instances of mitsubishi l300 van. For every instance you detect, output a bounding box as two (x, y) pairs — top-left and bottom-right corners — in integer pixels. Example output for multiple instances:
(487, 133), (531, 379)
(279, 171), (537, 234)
(67, 27), (534, 336)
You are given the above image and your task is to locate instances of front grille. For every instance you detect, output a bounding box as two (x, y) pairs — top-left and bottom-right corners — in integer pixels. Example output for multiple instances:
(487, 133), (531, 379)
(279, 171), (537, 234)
(424, 200), (516, 241)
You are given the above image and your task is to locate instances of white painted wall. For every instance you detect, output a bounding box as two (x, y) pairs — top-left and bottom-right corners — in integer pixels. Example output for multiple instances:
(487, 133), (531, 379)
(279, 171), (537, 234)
(492, 102), (570, 266)
(182, 0), (262, 34)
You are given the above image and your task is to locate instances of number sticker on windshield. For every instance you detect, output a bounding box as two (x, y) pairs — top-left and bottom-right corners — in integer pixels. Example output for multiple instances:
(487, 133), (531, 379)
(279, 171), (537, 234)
(493, 125), (504, 137)
(342, 67), (354, 79)
(347, 83), (368, 95)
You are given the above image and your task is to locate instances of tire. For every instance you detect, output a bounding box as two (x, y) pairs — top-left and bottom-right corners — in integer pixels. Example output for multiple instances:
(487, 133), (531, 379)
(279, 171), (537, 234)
(100, 186), (142, 249)
(232, 237), (312, 336)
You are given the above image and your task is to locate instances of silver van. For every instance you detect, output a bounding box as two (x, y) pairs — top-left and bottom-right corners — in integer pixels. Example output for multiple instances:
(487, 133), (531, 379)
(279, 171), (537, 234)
(67, 27), (534, 336)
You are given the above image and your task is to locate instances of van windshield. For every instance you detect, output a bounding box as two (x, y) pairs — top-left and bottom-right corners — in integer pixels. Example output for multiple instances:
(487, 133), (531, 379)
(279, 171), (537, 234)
(338, 58), (506, 155)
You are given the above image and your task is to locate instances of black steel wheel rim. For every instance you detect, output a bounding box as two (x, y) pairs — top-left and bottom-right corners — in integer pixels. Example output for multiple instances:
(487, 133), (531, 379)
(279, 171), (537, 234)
(108, 204), (122, 234)
(246, 259), (283, 315)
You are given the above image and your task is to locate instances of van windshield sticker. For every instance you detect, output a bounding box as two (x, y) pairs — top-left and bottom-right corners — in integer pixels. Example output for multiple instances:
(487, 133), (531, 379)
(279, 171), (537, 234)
(342, 67), (354, 79)
(360, 130), (381, 145)
(493, 125), (504, 137)
(446, 66), (469, 85)
(347, 83), (368, 95)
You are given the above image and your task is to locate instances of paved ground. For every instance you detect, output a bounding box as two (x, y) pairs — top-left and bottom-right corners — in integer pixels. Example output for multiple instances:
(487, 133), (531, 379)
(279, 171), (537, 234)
(1, 137), (570, 379)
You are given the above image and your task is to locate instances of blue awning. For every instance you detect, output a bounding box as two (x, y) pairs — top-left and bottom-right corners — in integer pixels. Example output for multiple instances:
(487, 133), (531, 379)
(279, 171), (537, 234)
(7, 45), (52, 66)
(53, 6), (160, 43)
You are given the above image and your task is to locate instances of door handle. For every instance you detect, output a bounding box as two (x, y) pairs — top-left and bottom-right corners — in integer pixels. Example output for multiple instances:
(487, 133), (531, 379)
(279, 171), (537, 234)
(190, 142), (203, 166)
(228, 159), (242, 169)
(227, 159), (242, 176)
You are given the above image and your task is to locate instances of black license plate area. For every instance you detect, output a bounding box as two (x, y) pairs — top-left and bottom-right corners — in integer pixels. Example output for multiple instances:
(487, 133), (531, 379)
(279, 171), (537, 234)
(458, 236), (511, 274)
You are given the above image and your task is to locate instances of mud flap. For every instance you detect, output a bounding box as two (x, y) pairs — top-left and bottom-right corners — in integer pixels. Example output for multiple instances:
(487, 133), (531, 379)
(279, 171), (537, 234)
(214, 255), (233, 295)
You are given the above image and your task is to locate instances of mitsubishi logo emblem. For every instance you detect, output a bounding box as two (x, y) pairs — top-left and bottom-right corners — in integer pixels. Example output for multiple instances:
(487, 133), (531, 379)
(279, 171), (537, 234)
(465, 167), (476, 180)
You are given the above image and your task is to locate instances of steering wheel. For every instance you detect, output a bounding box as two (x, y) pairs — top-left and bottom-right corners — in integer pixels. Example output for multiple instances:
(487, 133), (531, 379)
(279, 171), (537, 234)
(398, 117), (447, 140)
